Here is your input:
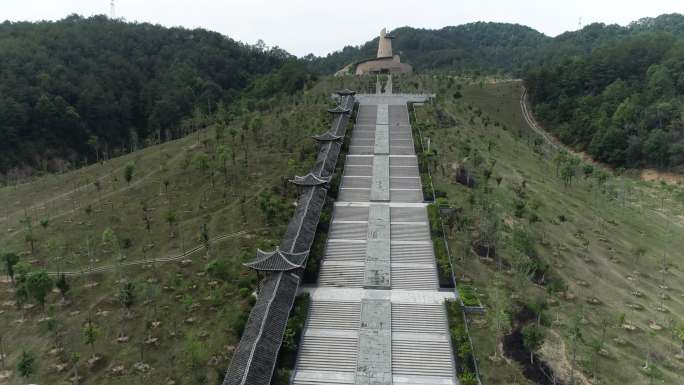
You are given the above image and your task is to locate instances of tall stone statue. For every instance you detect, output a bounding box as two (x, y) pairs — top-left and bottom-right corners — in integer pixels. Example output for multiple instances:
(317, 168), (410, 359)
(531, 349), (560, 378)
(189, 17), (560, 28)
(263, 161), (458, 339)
(335, 27), (412, 76)
(376, 28), (393, 58)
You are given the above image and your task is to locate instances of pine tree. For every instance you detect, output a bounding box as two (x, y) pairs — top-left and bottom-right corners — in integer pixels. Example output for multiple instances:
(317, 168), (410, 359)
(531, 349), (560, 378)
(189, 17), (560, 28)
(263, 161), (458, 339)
(17, 351), (35, 383)
(56, 274), (70, 301)
(82, 317), (100, 357)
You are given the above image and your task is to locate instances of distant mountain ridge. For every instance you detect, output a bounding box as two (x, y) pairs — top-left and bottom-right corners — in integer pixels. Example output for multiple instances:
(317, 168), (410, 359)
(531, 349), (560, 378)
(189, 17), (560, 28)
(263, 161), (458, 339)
(305, 13), (684, 75)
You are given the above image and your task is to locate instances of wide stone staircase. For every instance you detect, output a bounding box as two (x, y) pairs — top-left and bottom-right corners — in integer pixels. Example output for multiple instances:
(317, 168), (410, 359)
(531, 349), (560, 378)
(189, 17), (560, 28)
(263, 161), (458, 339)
(292, 83), (457, 385)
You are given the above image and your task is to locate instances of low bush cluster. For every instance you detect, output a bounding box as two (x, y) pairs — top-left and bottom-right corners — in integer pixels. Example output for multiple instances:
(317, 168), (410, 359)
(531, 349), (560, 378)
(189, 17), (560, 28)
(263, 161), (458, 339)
(428, 202), (454, 287)
(446, 301), (479, 385)
(458, 285), (481, 307)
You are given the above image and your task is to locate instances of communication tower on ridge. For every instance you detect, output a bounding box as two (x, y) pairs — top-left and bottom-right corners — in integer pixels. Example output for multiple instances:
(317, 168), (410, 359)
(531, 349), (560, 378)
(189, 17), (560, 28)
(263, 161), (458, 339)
(110, 0), (116, 19)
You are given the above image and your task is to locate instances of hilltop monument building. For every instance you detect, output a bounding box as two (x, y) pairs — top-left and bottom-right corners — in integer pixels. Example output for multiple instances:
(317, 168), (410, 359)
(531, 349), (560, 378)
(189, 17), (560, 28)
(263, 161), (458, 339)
(335, 28), (413, 76)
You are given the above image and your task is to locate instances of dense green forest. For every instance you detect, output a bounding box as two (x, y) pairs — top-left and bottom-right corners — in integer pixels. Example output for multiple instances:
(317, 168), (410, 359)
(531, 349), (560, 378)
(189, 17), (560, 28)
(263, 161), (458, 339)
(306, 14), (684, 75)
(2, 13), (683, 176)
(526, 32), (684, 169)
(306, 13), (684, 170)
(0, 15), (299, 175)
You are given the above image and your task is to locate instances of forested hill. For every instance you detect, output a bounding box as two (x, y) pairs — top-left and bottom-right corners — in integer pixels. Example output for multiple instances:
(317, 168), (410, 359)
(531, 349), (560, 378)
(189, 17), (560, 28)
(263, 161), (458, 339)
(307, 13), (684, 171)
(305, 14), (684, 75)
(0, 15), (291, 175)
(304, 22), (550, 75)
(526, 32), (684, 170)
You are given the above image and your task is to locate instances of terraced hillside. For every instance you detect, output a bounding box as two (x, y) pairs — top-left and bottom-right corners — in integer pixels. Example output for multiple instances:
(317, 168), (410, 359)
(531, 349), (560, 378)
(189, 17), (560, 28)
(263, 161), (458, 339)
(0, 77), (366, 385)
(410, 75), (684, 385)
(2, 72), (683, 385)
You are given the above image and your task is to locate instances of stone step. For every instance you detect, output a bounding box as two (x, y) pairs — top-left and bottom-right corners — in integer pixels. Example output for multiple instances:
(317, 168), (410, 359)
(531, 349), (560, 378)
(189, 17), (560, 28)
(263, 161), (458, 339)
(390, 207), (427, 222)
(390, 128), (412, 135)
(390, 189), (423, 202)
(345, 156), (373, 166)
(349, 140), (374, 149)
(391, 376), (456, 385)
(390, 223), (431, 242)
(318, 263), (364, 287)
(391, 303), (447, 333)
(392, 339), (454, 377)
(391, 146), (416, 156)
(388, 129), (412, 135)
(292, 377), (354, 385)
(352, 127), (376, 134)
(297, 335), (358, 372)
(389, 156), (418, 167)
(343, 166), (373, 177)
(324, 242), (366, 262)
(307, 301), (360, 330)
(389, 107), (410, 123)
(352, 125), (377, 130)
(389, 166), (420, 179)
(357, 112), (378, 119)
(358, 105), (378, 112)
(356, 110), (377, 125)
(391, 264), (439, 290)
(341, 176), (372, 188)
(338, 188), (371, 202)
(390, 134), (413, 140)
(391, 243), (434, 264)
(390, 139), (413, 146)
(351, 130), (375, 139)
(349, 145), (374, 155)
(390, 177), (421, 189)
(293, 379), (354, 385)
(333, 206), (370, 222)
(329, 222), (368, 240)
(351, 137), (375, 146)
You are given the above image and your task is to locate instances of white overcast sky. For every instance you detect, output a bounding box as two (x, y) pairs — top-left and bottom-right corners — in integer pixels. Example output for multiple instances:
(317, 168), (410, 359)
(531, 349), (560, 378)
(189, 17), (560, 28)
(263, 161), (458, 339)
(2, 0), (682, 56)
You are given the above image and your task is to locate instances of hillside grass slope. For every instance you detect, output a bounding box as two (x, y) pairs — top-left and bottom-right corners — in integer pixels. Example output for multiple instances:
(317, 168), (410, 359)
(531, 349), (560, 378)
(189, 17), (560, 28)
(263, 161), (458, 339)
(0, 76), (365, 385)
(410, 75), (684, 385)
